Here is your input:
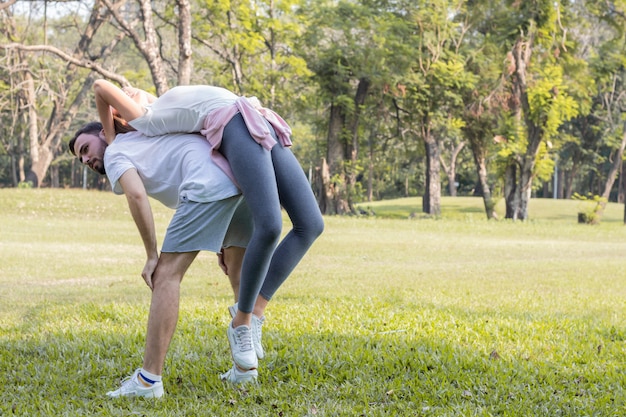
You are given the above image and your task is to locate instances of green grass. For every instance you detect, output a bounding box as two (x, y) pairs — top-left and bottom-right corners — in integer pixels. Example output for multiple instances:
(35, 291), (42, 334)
(1, 189), (625, 416)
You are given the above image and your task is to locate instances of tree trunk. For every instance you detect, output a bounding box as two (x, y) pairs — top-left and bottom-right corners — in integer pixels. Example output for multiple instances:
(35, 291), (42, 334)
(344, 77), (370, 210)
(323, 101), (347, 215)
(617, 159), (626, 204)
(422, 132), (441, 215)
(24, 72), (40, 186)
(138, 0), (168, 94)
(506, 36), (544, 220)
(102, 0), (169, 94)
(317, 158), (332, 214)
(366, 129), (374, 202)
(505, 162), (520, 219)
(470, 140), (497, 219)
(596, 124), (626, 221)
(440, 141), (465, 197)
(518, 156), (536, 220)
(327, 102), (345, 180)
(176, 0), (192, 85)
(557, 166), (564, 199)
(563, 161), (578, 199)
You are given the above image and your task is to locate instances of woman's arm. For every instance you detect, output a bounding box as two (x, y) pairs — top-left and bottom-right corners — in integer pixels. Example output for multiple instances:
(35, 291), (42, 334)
(94, 79), (146, 144)
(123, 86), (157, 106)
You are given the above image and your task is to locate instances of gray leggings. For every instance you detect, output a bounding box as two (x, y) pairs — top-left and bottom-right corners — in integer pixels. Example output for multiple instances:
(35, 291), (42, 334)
(219, 113), (324, 314)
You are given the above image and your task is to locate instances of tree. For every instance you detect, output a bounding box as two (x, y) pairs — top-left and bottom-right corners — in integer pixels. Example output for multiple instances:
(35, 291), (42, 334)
(398, 0), (475, 215)
(99, 0), (170, 94)
(580, 0), (626, 222)
(491, 0), (580, 220)
(302, 0), (408, 214)
(0, 1), (130, 187)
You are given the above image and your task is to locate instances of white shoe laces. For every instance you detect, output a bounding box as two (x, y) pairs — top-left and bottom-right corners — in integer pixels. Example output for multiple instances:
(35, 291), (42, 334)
(235, 326), (253, 352)
(119, 375), (139, 393)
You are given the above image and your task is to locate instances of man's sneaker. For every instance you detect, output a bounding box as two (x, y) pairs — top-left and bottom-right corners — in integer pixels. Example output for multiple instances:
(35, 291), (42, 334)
(227, 322), (258, 370)
(220, 365), (258, 385)
(228, 303), (265, 359)
(106, 369), (164, 398)
(228, 303), (238, 319)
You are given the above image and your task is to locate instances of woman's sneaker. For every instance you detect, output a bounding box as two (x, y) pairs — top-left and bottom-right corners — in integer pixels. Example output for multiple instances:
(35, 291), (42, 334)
(106, 369), (164, 398)
(227, 322), (258, 370)
(229, 303), (265, 359)
(220, 365), (258, 385)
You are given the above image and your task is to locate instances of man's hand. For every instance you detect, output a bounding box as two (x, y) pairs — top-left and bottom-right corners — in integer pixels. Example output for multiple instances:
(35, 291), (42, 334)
(217, 250), (228, 275)
(142, 255), (159, 289)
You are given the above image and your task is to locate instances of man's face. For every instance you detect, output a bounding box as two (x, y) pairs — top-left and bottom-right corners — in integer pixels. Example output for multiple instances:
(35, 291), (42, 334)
(73, 131), (108, 175)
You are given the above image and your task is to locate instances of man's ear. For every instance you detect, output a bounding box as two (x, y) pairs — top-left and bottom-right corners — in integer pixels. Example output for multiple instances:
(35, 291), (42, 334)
(99, 129), (106, 140)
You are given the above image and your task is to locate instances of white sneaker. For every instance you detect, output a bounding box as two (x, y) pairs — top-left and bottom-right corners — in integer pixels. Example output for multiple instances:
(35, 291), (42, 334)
(220, 365), (258, 385)
(228, 303), (238, 319)
(227, 322), (258, 370)
(229, 303), (265, 359)
(250, 315), (265, 359)
(106, 369), (164, 398)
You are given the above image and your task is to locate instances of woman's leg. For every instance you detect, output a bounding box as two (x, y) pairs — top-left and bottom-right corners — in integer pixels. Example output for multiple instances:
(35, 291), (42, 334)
(219, 114), (283, 315)
(258, 141), (324, 302)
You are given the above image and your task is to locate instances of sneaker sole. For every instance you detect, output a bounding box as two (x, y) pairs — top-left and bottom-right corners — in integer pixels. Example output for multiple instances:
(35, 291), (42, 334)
(106, 386), (164, 398)
(220, 368), (258, 385)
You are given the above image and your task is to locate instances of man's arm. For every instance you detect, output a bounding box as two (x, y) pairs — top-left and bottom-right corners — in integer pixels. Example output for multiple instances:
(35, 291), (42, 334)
(118, 168), (159, 289)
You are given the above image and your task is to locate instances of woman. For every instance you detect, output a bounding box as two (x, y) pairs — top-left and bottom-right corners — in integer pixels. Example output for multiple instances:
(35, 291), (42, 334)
(94, 79), (324, 375)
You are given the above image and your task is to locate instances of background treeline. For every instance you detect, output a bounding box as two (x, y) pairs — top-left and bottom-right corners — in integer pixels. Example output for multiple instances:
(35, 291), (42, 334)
(0, 0), (625, 220)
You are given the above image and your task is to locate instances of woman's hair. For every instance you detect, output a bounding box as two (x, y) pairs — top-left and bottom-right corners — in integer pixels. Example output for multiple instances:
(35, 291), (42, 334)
(112, 109), (136, 134)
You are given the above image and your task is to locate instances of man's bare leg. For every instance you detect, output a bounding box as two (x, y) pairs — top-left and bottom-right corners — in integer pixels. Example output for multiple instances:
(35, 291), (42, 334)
(220, 246), (245, 302)
(142, 251), (198, 375)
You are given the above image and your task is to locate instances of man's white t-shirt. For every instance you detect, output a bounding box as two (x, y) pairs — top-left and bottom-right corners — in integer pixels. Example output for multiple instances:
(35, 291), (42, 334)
(104, 131), (240, 209)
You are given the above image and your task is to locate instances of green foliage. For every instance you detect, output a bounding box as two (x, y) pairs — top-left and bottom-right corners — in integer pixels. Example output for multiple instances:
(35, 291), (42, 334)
(571, 192), (607, 224)
(527, 64), (579, 139)
(2, 0), (626, 212)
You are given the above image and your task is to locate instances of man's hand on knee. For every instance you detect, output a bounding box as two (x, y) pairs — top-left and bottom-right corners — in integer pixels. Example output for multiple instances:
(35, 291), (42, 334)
(142, 255), (159, 289)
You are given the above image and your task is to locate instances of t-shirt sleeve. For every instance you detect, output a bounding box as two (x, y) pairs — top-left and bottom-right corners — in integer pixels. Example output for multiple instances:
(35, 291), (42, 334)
(104, 148), (135, 195)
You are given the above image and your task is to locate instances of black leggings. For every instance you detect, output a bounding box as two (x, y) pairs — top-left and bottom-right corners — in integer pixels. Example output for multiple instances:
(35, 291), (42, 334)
(219, 114), (324, 313)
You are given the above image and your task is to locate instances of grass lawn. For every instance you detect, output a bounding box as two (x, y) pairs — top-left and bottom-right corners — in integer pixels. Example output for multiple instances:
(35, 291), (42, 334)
(1, 189), (625, 416)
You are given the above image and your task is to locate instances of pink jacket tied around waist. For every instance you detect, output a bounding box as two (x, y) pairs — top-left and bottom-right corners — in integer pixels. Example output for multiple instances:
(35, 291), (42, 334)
(200, 96), (293, 186)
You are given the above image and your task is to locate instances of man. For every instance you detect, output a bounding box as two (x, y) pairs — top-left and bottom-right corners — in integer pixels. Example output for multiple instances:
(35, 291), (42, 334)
(70, 122), (256, 397)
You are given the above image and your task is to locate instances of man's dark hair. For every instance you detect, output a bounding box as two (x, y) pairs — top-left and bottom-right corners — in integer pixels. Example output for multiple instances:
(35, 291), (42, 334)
(68, 122), (103, 156)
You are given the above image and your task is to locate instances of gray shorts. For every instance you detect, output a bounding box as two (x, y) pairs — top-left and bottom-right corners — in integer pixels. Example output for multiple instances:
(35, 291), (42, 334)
(161, 195), (252, 253)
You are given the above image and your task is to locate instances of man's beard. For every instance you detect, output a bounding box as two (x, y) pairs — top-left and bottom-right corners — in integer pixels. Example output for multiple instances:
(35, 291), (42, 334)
(90, 159), (106, 175)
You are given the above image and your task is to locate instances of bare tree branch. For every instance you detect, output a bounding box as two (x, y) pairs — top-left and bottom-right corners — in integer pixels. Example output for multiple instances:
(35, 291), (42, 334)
(0, 0), (18, 12)
(0, 43), (129, 86)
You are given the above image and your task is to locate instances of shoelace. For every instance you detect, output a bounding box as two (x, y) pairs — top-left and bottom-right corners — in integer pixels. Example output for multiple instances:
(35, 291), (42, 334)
(235, 326), (254, 352)
(116, 374), (139, 393)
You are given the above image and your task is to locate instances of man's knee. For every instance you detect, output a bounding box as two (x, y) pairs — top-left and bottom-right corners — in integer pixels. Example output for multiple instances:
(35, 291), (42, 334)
(152, 252), (197, 286)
